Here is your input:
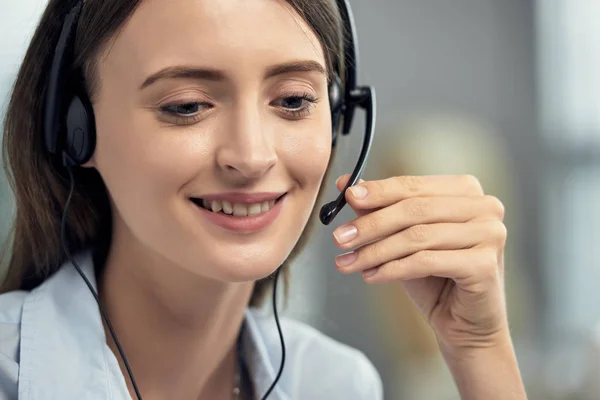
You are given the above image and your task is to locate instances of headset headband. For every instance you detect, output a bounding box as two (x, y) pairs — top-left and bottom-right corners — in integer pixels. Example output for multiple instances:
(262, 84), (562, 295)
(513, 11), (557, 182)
(44, 1), (83, 155)
(336, 0), (358, 135)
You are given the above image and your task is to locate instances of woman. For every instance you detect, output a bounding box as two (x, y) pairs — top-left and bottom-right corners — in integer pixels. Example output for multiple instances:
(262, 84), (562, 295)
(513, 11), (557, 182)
(0, 0), (527, 399)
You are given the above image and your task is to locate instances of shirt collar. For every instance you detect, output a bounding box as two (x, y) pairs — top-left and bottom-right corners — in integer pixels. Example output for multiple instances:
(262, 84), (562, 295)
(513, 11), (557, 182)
(18, 250), (290, 400)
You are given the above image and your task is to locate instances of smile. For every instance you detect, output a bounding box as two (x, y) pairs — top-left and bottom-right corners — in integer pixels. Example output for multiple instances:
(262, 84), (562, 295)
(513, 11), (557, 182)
(191, 195), (285, 217)
(189, 193), (287, 233)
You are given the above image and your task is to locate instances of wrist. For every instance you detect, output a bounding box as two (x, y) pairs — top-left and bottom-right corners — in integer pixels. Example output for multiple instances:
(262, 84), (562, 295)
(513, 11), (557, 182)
(437, 327), (515, 362)
(437, 329), (528, 400)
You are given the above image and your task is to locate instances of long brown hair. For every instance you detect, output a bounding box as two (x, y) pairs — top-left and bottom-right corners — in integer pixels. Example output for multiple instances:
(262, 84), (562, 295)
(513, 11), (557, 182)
(0, 0), (345, 307)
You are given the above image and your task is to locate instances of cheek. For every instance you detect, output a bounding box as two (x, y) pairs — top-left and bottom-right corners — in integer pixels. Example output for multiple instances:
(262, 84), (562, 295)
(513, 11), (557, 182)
(300, 138), (331, 186)
(279, 120), (333, 188)
(92, 108), (211, 209)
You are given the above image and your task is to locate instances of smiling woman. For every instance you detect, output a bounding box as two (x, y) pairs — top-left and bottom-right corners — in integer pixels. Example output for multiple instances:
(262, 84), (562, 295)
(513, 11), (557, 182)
(0, 0), (376, 399)
(0, 0), (528, 399)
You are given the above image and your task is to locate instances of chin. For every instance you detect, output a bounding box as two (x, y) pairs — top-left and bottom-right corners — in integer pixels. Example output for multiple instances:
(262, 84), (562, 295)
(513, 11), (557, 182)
(202, 252), (287, 283)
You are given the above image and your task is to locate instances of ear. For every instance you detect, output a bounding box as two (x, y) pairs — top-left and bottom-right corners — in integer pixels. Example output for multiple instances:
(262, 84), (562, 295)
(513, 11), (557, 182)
(80, 156), (96, 168)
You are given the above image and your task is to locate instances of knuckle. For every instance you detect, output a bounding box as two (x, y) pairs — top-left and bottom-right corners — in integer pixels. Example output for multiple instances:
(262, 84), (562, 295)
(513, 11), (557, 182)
(479, 250), (500, 281)
(414, 250), (436, 267)
(360, 242), (385, 263)
(405, 197), (429, 218)
(489, 220), (508, 245)
(379, 259), (403, 279)
(395, 175), (422, 193)
(483, 195), (505, 219)
(463, 174), (484, 194)
(405, 224), (430, 244)
(361, 213), (382, 233)
(366, 180), (386, 201)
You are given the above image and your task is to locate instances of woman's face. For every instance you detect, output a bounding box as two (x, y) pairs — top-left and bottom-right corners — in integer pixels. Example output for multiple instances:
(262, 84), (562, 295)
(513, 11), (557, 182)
(88, 0), (333, 281)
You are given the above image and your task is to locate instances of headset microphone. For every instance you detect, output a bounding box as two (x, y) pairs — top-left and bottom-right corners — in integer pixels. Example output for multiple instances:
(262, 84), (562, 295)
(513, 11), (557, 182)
(319, 0), (376, 226)
(319, 86), (375, 225)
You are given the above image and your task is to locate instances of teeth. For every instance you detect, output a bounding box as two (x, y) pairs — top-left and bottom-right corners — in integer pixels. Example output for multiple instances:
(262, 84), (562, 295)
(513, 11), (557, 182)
(196, 198), (280, 216)
(261, 201), (269, 212)
(248, 203), (262, 216)
(232, 203), (248, 217)
(211, 201), (222, 213)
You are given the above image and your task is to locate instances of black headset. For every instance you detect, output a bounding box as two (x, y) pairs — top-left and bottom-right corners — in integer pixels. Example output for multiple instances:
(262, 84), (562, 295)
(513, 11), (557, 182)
(44, 0), (375, 398)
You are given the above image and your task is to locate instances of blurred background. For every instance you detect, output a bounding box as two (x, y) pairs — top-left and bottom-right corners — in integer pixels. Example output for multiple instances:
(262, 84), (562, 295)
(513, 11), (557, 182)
(1, 0), (600, 399)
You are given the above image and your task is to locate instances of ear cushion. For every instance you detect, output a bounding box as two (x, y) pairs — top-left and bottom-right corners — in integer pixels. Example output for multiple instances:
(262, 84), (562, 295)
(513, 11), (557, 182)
(64, 94), (96, 165)
(329, 73), (343, 143)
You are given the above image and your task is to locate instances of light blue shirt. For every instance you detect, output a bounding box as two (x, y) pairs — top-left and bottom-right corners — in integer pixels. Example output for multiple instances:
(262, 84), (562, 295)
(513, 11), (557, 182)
(0, 251), (383, 399)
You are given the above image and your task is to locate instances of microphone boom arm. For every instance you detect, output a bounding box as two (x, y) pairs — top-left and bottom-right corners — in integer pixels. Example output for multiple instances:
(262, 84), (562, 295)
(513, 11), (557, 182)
(319, 86), (376, 225)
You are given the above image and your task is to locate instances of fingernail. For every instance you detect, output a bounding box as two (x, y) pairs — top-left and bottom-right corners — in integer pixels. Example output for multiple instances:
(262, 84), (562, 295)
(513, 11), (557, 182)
(363, 268), (378, 278)
(335, 251), (357, 268)
(333, 225), (357, 244)
(335, 176), (343, 186)
(349, 185), (368, 199)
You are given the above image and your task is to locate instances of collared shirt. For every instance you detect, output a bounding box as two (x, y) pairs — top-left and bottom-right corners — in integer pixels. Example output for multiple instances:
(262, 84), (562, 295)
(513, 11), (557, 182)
(0, 251), (383, 399)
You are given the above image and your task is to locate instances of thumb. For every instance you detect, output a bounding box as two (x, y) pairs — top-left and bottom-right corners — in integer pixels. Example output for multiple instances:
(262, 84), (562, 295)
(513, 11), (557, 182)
(335, 174), (365, 192)
(334, 174), (368, 218)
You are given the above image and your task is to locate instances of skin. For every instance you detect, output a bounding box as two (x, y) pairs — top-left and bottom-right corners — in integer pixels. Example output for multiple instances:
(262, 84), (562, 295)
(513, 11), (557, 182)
(334, 174), (527, 399)
(86, 0), (331, 398)
(81, 0), (527, 398)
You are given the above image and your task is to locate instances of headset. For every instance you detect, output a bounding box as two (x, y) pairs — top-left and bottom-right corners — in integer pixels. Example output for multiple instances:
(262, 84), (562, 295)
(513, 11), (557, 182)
(44, 0), (375, 398)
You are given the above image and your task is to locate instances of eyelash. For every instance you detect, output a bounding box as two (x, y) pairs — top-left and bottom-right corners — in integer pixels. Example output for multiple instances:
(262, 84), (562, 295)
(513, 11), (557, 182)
(273, 92), (320, 119)
(159, 92), (319, 125)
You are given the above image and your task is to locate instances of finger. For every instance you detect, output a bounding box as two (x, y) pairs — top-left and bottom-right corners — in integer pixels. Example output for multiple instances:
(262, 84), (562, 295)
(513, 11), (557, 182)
(335, 174), (365, 192)
(333, 195), (505, 249)
(343, 175), (485, 211)
(361, 248), (500, 287)
(335, 221), (507, 274)
(334, 175), (369, 218)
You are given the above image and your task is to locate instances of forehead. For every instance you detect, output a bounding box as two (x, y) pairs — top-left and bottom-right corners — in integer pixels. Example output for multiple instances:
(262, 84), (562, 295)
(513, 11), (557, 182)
(101, 0), (327, 83)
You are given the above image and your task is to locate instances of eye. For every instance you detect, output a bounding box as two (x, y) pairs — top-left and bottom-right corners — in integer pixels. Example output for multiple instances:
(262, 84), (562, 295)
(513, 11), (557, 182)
(161, 102), (207, 116)
(158, 102), (213, 125)
(281, 96), (307, 110)
(272, 92), (319, 119)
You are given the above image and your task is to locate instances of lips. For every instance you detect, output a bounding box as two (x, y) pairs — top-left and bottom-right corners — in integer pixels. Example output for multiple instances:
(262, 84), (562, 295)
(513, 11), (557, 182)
(190, 193), (286, 233)
(190, 195), (284, 217)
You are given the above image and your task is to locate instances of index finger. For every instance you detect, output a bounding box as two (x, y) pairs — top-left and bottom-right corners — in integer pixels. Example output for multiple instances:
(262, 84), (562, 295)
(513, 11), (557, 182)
(344, 175), (484, 210)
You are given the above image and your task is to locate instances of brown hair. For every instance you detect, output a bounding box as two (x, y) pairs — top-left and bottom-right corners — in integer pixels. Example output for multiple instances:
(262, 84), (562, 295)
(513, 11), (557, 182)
(0, 0), (345, 307)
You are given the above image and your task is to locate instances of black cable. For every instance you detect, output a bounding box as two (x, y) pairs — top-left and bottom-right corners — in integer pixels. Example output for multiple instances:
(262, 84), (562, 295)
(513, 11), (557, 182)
(60, 164), (144, 400)
(259, 267), (286, 400)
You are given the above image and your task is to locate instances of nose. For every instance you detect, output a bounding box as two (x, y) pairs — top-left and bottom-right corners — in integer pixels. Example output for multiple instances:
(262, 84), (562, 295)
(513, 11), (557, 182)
(216, 105), (277, 180)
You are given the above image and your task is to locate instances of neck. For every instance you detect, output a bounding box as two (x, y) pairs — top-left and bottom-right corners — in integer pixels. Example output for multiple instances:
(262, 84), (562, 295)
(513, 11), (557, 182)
(97, 236), (254, 400)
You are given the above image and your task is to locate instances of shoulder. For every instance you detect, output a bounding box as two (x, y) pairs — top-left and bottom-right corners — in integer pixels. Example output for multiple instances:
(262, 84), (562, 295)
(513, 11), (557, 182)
(245, 309), (383, 399)
(0, 290), (28, 400)
(0, 250), (107, 400)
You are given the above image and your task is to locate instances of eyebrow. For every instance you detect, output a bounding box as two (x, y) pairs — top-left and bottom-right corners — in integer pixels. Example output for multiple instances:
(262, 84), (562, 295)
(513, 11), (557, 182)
(139, 60), (327, 90)
(265, 60), (327, 79)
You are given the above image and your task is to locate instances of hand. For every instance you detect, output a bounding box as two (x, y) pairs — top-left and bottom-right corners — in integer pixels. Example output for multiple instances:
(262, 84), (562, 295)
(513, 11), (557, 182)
(332, 174), (509, 350)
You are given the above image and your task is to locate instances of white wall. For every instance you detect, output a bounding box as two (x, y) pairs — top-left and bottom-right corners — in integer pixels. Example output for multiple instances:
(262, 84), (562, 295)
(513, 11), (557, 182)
(0, 0), (48, 111)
